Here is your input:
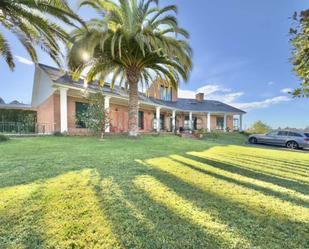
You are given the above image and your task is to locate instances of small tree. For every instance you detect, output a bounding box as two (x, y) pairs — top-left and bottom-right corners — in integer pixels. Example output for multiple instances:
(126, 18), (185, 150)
(77, 93), (109, 138)
(249, 121), (271, 134)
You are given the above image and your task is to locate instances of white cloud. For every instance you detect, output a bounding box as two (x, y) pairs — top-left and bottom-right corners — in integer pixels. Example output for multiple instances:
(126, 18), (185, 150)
(197, 84), (230, 95)
(179, 83), (291, 111)
(179, 84), (243, 103)
(280, 88), (292, 94)
(232, 96), (290, 111)
(267, 81), (275, 86)
(14, 55), (34, 65)
(208, 92), (244, 103)
(178, 89), (196, 98)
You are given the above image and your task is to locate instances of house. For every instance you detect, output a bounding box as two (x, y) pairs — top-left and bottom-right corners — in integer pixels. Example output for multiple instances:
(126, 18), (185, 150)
(31, 64), (246, 135)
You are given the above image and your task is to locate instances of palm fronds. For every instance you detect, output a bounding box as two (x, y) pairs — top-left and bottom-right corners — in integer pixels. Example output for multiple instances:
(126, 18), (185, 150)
(68, 0), (192, 135)
(0, 0), (83, 69)
(68, 0), (192, 89)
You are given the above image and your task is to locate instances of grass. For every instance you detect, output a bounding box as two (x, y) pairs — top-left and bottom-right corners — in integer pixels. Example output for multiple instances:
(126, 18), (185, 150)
(201, 132), (248, 144)
(0, 135), (308, 249)
(0, 134), (9, 142)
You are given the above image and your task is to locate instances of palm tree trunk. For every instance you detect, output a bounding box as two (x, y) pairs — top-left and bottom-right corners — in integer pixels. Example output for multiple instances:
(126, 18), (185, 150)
(127, 67), (140, 136)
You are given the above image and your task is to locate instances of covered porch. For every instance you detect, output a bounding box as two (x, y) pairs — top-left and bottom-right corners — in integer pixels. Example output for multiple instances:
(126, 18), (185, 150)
(151, 107), (243, 133)
(56, 86), (244, 135)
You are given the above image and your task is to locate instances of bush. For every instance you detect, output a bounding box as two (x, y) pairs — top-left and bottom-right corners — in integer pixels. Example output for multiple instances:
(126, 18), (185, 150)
(0, 134), (9, 142)
(53, 131), (65, 137)
(203, 132), (220, 139)
(239, 131), (250, 136)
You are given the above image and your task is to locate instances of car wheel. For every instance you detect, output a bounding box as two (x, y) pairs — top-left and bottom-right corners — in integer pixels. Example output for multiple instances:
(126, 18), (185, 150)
(286, 141), (299, 150)
(249, 137), (257, 144)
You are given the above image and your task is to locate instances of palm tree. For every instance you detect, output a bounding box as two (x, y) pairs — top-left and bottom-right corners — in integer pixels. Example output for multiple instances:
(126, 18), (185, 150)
(0, 0), (83, 70)
(68, 0), (192, 136)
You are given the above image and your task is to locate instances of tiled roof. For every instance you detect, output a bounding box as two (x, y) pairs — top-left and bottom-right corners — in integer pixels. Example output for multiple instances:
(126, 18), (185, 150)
(38, 63), (246, 114)
(151, 98), (245, 113)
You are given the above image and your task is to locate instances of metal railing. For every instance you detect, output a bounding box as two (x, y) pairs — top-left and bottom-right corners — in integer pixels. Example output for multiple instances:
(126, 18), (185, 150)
(0, 122), (53, 135)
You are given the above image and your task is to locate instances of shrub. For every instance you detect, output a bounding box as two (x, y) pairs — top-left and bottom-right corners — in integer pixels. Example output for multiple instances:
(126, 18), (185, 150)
(203, 132), (220, 139)
(196, 129), (207, 134)
(53, 131), (65, 137)
(239, 131), (250, 136)
(0, 134), (9, 142)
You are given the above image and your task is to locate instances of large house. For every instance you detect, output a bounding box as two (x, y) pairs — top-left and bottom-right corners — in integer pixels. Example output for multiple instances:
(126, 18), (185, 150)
(31, 64), (245, 135)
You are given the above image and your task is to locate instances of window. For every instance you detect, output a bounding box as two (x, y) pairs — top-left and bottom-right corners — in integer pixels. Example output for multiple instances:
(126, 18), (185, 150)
(184, 115), (190, 130)
(267, 131), (278, 136)
(138, 111), (144, 129)
(305, 133), (309, 138)
(278, 131), (288, 136)
(160, 86), (172, 101)
(75, 102), (89, 128)
(288, 132), (302, 137)
(216, 117), (224, 130)
(233, 118), (239, 130)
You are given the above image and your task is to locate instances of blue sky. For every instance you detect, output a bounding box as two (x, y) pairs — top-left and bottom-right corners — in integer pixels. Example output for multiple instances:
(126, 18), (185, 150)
(0, 0), (308, 129)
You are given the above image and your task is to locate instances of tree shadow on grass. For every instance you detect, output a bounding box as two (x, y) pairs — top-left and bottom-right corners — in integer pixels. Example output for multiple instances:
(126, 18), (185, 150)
(134, 163), (309, 249)
(0, 187), (46, 249)
(217, 154), (309, 180)
(242, 153), (309, 170)
(186, 154), (309, 196)
(227, 153), (309, 173)
(90, 174), (232, 249)
(170, 157), (309, 208)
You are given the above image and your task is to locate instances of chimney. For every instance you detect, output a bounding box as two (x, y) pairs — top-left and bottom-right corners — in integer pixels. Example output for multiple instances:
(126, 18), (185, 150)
(195, 93), (204, 102)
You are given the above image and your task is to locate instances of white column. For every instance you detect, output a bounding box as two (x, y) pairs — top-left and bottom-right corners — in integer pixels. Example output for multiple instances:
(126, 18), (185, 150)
(172, 110), (176, 132)
(224, 113), (227, 132)
(207, 112), (211, 132)
(239, 114), (243, 131)
(104, 96), (111, 133)
(189, 112), (193, 131)
(156, 107), (161, 132)
(60, 88), (68, 133)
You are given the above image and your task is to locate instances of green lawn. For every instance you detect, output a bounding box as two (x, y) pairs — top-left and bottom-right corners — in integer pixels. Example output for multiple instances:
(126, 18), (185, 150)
(0, 135), (308, 249)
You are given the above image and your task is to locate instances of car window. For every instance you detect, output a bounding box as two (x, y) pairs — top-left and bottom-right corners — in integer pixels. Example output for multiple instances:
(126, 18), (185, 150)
(305, 133), (309, 138)
(278, 131), (288, 136)
(267, 131), (278, 136)
(288, 132), (302, 137)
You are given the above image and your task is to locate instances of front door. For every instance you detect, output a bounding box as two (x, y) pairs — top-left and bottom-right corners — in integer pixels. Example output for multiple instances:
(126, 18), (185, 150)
(216, 117), (224, 130)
